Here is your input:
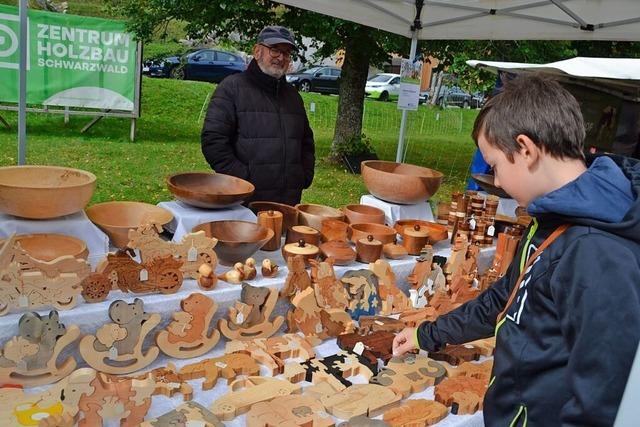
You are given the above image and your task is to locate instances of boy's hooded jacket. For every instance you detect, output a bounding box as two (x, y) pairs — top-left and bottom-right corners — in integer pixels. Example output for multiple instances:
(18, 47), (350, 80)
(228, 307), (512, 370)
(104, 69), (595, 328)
(417, 154), (640, 426)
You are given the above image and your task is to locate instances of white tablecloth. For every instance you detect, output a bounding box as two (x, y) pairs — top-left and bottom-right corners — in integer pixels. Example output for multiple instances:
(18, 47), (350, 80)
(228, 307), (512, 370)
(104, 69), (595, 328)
(157, 200), (257, 242)
(361, 194), (435, 225)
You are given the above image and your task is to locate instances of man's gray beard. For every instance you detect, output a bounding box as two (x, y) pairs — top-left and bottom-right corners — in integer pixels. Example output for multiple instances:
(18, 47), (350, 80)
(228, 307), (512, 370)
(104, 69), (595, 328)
(257, 61), (286, 79)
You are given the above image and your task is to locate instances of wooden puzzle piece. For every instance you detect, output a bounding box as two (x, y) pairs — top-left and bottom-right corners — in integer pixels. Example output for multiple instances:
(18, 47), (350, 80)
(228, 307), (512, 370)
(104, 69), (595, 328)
(442, 360), (494, 381)
(357, 316), (405, 335)
(320, 384), (402, 420)
(156, 293), (220, 359)
(383, 399), (449, 427)
(340, 270), (380, 321)
(337, 331), (397, 370)
(139, 401), (224, 427)
(219, 284), (284, 341)
(281, 255), (312, 299)
(464, 336), (496, 357)
(370, 354), (446, 398)
(0, 385), (66, 427)
(337, 416), (390, 427)
(134, 363), (193, 401)
(434, 376), (488, 415)
(211, 376), (302, 421)
(398, 307), (439, 327)
(310, 259), (349, 310)
(286, 351), (374, 390)
(428, 344), (481, 366)
(406, 246), (434, 290)
(247, 394), (334, 427)
(179, 353), (260, 391)
(288, 287), (354, 343)
(369, 260), (411, 315)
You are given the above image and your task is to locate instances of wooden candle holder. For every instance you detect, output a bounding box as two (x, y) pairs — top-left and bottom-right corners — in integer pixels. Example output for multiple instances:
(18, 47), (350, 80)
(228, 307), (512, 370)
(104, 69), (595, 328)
(218, 284), (284, 341)
(257, 210), (283, 251)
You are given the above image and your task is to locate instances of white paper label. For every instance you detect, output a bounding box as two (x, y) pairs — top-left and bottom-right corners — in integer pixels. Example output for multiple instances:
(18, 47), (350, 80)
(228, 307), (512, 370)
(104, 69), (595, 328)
(487, 225), (495, 237)
(139, 269), (148, 281)
(315, 323), (323, 333)
(310, 102), (316, 113)
(353, 342), (365, 355)
(109, 346), (118, 359)
(187, 246), (198, 262)
(463, 344), (474, 349)
(469, 218), (477, 230)
(374, 320), (384, 326)
(236, 312), (244, 324)
(18, 294), (29, 307)
(215, 362), (228, 369)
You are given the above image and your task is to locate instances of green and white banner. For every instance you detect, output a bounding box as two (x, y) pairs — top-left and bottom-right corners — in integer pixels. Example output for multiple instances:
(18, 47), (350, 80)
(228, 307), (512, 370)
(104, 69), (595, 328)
(0, 5), (137, 111)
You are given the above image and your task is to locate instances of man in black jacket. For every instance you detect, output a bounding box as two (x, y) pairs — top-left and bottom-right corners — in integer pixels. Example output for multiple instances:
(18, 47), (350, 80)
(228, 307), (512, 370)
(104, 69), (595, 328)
(201, 26), (315, 205)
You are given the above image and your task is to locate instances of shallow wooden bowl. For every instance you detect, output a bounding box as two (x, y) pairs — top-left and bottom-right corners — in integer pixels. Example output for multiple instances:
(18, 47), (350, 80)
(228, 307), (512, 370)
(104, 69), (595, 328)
(342, 204), (385, 225)
(0, 165), (96, 219)
(167, 172), (254, 208)
(348, 223), (396, 245)
(193, 220), (274, 266)
(471, 174), (510, 199)
(249, 201), (298, 236)
(361, 160), (443, 204)
(86, 201), (173, 248)
(10, 234), (88, 261)
(393, 219), (449, 243)
(296, 203), (345, 230)
(320, 240), (356, 265)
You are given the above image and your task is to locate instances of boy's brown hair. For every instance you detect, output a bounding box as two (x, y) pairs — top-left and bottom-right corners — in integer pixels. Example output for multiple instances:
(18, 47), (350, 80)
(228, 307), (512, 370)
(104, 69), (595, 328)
(472, 74), (586, 162)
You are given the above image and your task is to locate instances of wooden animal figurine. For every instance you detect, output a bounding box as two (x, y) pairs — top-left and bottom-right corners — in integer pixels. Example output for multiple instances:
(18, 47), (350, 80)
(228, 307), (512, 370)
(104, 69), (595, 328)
(286, 351), (375, 390)
(140, 401), (224, 427)
(156, 293), (219, 359)
(211, 376), (302, 421)
(219, 283), (284, 340)
(406, 246), (434, 290)
(242, 257), (257, 280)
(357, 315), (405, 335)
(0, 384), (69, 427)
(369, 260), (411, 315)
(0, 235), (89, 316)
(337, 416), (390, 427)
(434, 375), (488, 414)
(218, 262), (245, 284)
(310, 258), (349, 310)
(179, 353), (260, 391)
(340, 269), (380, 320)
(398, 307), (439, 326)
(428, 344), (481, 366)
(383, 399), (448, 427)
(0, 310), (80, 387)
(442, 360), (494, 381)
(320, 384), (402, 420)
(370, 354), (447, 398)
(79, 298), (161, 374)
(247, 395), (334, 427)
(281, 255), (312, 299)
(261, 258), (279, 278)
(337, 331), (398, 370)
(409, 285), (429, 308)
(196, 263), (217, 290)
(127, 223), (218, 281)
(135, 363), (193, 401)
(225, 333), (315, 376)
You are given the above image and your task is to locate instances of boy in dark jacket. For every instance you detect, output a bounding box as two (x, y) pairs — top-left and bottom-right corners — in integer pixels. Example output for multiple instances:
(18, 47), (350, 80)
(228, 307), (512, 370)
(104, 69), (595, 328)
(393, 74), (640, 426)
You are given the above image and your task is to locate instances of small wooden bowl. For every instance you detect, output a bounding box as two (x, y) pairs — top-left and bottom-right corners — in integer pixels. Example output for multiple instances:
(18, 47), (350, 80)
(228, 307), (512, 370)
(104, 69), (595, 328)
(282, 240), (320, 266)
(320, 240), (356, 265)
(361, 160), (443, 204)
(349, 223), (396, 245)
(193, 220), (274, 266)
(296, 203), (345, 230)
(86, 201), (173, 248)
(167, 172), (254, 208)
(321, 219), (349, 242)
(394, 219), (449, 243)
(471, 174), (510, 199)
(10, 234), (88, 261)
(286, 225), (321, 246)
(342, 204), (385, 225)
(249, 201), (298, 236)
(0, 165), (96, 219)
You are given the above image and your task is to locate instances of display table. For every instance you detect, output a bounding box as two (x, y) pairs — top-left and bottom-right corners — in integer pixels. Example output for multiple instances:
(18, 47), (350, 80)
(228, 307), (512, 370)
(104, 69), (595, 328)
(361, 194), (435, 225)
(157, 200), (257, 242)
(0, 211), (109, 267)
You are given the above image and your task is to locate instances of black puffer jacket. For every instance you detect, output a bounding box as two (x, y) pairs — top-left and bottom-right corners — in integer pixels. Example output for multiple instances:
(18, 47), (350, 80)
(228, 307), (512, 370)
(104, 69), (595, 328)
(201, 59), (315, 205)
(417, 155), (640, 426)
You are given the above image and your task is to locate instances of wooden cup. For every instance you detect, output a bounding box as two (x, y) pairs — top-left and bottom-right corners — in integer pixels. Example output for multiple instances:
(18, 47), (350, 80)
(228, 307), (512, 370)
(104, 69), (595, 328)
(257, 210), (283, 251)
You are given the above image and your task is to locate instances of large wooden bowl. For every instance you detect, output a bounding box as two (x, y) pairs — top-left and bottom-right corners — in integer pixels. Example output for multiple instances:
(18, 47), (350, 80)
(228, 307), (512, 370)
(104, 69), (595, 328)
(348, 223), (397, 245)
(296, 203), (345, 230)
(394, 219), (449, 244)
(167, 172), (254, 208)
(471, 174), (510, 199)
(249, 201), (298, 236)
(7, 234), (88, 261)
(342, 204), (385, 225)
(193, 220), (274, 266)
(86, 201), (173, 248)
(361, 160), (443, 204)
(0, 165), (96, 219)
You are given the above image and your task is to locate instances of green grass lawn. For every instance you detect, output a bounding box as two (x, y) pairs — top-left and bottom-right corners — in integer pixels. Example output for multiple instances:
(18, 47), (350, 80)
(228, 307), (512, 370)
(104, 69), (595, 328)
(0, 77), (479, 209)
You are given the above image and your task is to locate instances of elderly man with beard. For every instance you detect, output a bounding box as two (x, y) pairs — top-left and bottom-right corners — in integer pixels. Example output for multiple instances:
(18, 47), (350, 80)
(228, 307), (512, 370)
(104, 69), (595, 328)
(201, 26), (315, 205)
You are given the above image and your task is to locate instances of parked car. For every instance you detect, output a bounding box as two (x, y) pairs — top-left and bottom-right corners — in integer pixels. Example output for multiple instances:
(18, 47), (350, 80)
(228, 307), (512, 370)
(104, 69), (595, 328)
(471, 91), (486, 109)
(435, 86), (472, 108)
(285, 66), (341, 94)
(365, 73), (401, 101)
(143, 48), (246, 83)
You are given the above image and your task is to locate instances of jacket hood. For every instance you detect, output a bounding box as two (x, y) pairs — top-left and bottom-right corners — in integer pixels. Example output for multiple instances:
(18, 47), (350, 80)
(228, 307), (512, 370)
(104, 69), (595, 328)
(528, 154), (640, 243)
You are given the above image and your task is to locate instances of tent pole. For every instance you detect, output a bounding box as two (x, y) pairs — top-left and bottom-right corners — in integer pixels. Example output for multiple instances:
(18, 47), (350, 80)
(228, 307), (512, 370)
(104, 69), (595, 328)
(395, 31), (418, 163)
(18, 0), (28, 165)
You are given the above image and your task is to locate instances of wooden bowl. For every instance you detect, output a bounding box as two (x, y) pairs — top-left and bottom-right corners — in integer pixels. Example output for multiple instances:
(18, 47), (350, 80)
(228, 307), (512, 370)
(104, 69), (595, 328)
(0, 165), (96, 219)
(167, 172), (254, 208)
(394, 219), (449, 243)
(348, 223), (396, 245)
(286, 225), (321, 246)
(249, 201), (298, 236)
(471, 174), (510, 199)
(193, 220), (274, 266)
(86, 201), (173, 248)
(361, 160), (443, 204)
(320, 240), (356, 265)
(342, 204), (385, 225)
(296, 203), (345, 230)
(9, 234), (88, 261)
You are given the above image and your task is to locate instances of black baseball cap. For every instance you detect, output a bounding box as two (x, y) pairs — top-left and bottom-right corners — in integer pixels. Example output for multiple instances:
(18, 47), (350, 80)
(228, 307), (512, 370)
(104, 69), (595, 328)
(257, 26), (297, 50)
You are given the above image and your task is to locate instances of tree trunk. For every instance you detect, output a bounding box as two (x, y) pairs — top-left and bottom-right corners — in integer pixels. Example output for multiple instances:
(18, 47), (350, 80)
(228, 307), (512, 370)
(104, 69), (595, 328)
(430, 70), (444, 106)
(330, 28), (372, 160)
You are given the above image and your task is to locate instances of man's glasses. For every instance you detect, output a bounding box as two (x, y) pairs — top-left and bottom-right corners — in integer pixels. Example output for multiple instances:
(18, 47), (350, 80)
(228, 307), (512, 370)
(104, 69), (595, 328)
(260, 44), (292, 60)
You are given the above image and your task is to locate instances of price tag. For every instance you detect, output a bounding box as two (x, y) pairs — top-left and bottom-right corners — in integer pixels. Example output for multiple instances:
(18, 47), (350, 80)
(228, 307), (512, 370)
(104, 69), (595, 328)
(109, 346), (119, 359)
(315, 323), (323, 333)
(187, 246), (198, 262)
(374, 320), (384, 326)
(463, 344), (475, 349)
(236, 312), (244, 324)
(469, 218), (477, 230)
(18, 295), (29, 308)
(487, 225), (495, 237)
(139, 269), (148, 281)
(353, 342), (365, 355)
(215, 362), (228, 369)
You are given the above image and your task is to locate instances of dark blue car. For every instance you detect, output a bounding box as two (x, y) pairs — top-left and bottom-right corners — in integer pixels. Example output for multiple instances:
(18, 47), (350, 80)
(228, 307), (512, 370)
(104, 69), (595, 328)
(143, 48), (246, 83)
